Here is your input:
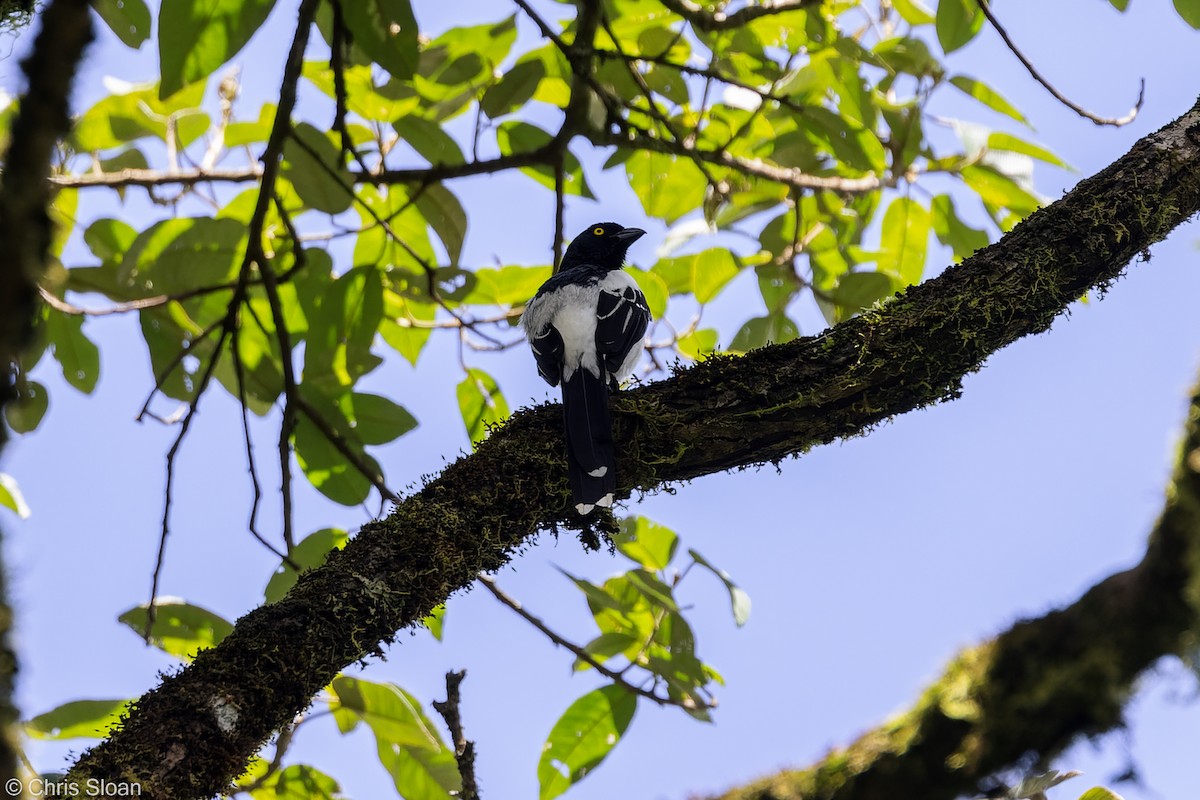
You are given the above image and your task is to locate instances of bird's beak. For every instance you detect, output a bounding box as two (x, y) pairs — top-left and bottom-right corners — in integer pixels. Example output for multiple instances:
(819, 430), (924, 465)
(614, 227), (646, 242)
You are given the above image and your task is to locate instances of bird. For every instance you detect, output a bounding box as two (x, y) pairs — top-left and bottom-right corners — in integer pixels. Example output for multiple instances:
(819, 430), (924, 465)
(522, 222), (651, 515)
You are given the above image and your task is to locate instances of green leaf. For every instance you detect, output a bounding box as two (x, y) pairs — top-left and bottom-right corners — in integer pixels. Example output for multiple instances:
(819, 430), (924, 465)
(123, 216), (246, 294)
(652, 249), (740, 302)
(393, 116), (466, 166)
(0, 473), (30, 519)
(247, 764), (342, 800)
(292, 411), (380, 506)
(935, 0), (984, 54)
(961, 164), (1042, 215)
(5, 380), (48, 433)
(25, 699), (130, 740)
(118, 600), (234, 660)
(456, 367), (509, 447)
(342, 0), (419, 80)
(331, 676), (445, 749)
(71, 80), (207, 151)
(626, 569), (680, 611)
(572, 632), (639, 672)
(264, 528), (349, 604)
(496, 121), (593, 197)
(949, 75), (1029, 125)
(380, 302), (435, 366)
(892, 0), (935, 25)
(930, 194), (989, 262)
(84, 218), (138, 265)
(987, 132), (1070, 168)
(677, 328), (719, 360)
(158, 0), (277, 99)
(728, 313), (798, 353)
(303, 266), (384, 391)
(835, 271), (897, 319)
(628, 268), (669, 318)
(464, 265), (552, 306)
(878, 197), (930, 286)
(537, 686), (636, 800)
(347, 392), (418, 445)
(1175, 0), (1200, 26)
(557, 568), (631, 615)
(481, 56), (546, 118)
(415, 183), (467, 266)
(45, 311), (100, 393)
(92, 0), (152, 48)
(1078, 788), (1125, 800)
(375, 735), (460, 800)
(1108, 0), (1130, 9)
(284, 123), (352, 214)
(625, 150), (708, 223)
(688, 549), (751, 626)
(614, 516), (679, 571)
(422, 604), (446, 641)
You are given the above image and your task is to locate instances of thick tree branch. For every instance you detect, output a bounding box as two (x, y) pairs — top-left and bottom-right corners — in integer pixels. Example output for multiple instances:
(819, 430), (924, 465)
(67, 99), (1200, 800)
(708, 361), (1200, 800)
(0, 0), (92, 791)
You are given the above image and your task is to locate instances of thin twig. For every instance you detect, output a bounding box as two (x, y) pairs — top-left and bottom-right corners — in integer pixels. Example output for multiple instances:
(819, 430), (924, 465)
(295, 394), (398, 501)
(976, 0), (1143, 127)
(478, 574), (715, 711)
(267, 195), (302, 553)
(329, 0), (370, 173)
(39, 282), (234, 317)
(431, 670), (480, 800)
(658, 0), (820, 31)
(553, 157), (565, 272)
(146, 323), (231, 639)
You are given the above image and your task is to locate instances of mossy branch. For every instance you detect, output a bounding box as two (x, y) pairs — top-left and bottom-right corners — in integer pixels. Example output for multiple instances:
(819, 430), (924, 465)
(68, 99), (1200, 800)
(0, 0), (92, 792)
(709, 363), (1200, 800)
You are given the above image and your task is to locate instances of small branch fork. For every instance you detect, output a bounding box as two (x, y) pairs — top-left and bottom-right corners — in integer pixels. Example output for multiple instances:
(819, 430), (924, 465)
(977, 0), (1143, 127)
(478, 575), (716, 712)
(432, 671), (480, 800)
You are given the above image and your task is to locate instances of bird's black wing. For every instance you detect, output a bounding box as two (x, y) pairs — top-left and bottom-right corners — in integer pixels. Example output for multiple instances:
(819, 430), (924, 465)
(595, 282), (651, 382)
(529, 323), (564, 386)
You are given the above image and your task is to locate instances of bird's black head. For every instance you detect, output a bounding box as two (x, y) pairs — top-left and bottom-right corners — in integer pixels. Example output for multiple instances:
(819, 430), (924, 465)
(559, 222), (646, 271)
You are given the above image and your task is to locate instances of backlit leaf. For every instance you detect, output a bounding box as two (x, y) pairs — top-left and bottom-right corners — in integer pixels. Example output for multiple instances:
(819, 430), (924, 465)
(118, 599), (234, 660)
(45, 311), (100, 394)
(949, 75), (1029, 125)
(878, 197), (930, 286)
(340, 0), (419, 80)
(935, 0), (983, 54)
(615, 516), (679, 571)
(689, 549), (751, 626)
(456, 367), (509, 447)
(537, 686), (636, 800)
(5, 380), (48, 434)
(158, 0), (277, 99)
(26, 699), (131, 740)
(0, 473), (30, 519)
(93, 0), (152, 48)
(284, 123), (352, 214)
(264, 528), (349, 604)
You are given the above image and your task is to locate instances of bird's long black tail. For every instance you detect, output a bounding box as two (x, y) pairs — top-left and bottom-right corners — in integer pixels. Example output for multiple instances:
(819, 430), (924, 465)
(560, 367), (616, 514)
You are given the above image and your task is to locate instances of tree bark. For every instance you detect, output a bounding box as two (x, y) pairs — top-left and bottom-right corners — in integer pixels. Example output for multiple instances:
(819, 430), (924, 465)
(0, 0), (93, 792)
(67, 98), (1200, 800)
(709, 368), (1200, 800)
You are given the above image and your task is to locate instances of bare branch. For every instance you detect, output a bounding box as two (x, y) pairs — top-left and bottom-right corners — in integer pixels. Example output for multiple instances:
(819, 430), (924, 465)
(977, 0), (1143, 127)
(479, 575), (715, 711)
(599, 128), (885, 192)
(431, 671), (480, 800)
(658, 0), (821, 31)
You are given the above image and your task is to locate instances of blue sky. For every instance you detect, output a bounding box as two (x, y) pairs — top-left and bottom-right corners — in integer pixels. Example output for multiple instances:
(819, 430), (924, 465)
(3, 1), (1200, 799)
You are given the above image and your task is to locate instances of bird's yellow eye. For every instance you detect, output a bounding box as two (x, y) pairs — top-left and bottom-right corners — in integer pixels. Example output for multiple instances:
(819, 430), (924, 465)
(593, 227), (604, 236)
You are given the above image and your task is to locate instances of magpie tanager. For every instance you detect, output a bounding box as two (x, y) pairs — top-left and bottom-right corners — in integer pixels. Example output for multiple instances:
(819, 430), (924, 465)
(522, 222), (651, 515)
